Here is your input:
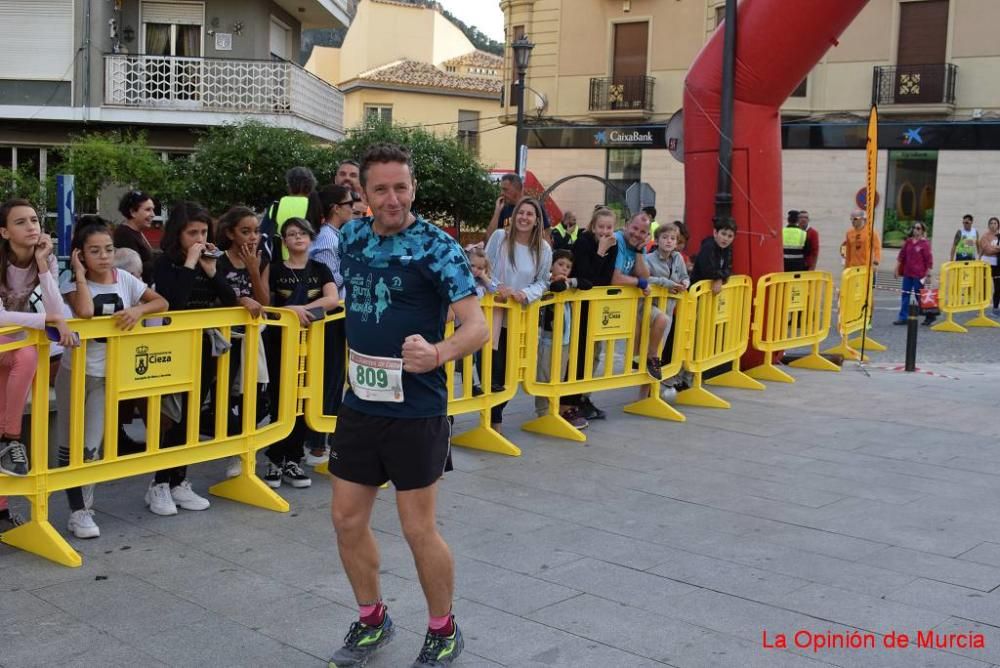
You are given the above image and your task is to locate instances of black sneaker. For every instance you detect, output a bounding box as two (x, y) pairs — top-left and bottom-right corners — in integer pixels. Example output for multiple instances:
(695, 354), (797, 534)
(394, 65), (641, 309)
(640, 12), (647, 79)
(263, 462), (282, 488)
(329, 612), (395, 667)
(579, 397), (607, 420)
(0, 439), (29, 477)
(411, 619), (464, 667)
(282, 461), (312, 488)
(892, 319), (907, 326)
(646, 356), (663, 381)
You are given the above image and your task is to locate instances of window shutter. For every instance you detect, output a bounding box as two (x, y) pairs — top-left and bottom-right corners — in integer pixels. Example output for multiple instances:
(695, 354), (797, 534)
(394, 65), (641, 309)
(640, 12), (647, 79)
(142, 2), (204, 25)
(0, 0), (74, 80)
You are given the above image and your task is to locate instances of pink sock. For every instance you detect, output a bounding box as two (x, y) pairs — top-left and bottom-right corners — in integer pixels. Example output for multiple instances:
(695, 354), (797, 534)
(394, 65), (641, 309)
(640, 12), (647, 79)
(359, 601), (384, 626)
(429, 613), (453, 635)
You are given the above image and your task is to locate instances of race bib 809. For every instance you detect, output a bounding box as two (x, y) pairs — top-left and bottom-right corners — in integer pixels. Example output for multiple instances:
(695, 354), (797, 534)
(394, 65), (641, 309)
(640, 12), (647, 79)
(348, 349), (404, 403)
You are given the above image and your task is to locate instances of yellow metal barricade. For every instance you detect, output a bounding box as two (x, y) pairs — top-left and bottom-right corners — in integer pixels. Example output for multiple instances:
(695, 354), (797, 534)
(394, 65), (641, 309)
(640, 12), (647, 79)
(823, 266), (886, 360)
(446, 295), (524, 456)
(0, 308), (301, 567)
(300, 296), (525, 458)
(746, 271), (839, 383)
(675, 276), (763, 409)
(931, 260), (1000, 333)
(520, 286), (686, 442)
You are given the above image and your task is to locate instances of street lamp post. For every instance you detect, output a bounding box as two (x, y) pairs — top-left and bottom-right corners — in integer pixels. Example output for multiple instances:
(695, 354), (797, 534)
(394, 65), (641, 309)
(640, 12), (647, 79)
(512, 36), (534, 180)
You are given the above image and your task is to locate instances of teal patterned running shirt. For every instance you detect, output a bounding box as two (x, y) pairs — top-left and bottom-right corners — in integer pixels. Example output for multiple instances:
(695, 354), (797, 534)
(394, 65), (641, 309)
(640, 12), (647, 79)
(338, 215), (477, 417)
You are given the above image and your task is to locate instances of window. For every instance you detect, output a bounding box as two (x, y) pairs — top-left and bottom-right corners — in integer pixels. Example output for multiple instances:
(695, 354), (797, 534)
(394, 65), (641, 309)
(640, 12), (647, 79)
(364, 105), (393, 124)
(882, 150), (938, 248)
(715, 6), (725, 28)
(457, 110), (480, 156)
(791, 77), (808, 98)
(605, 148), (642, 208)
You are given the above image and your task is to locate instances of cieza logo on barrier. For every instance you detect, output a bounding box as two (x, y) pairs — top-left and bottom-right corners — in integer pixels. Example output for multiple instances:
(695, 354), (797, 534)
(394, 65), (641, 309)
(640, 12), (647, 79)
(789, 285), (804, 308)
(601, 306), (622, 327)
(133, 345), (172, 378)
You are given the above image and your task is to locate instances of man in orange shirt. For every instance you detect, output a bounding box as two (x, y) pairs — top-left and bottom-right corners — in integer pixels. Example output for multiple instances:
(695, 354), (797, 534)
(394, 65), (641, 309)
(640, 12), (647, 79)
(842, 209), (881, 269)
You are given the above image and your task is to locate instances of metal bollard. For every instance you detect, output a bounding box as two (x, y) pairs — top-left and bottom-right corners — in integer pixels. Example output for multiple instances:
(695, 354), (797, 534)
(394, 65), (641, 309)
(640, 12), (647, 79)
(904, 294), (919, 372)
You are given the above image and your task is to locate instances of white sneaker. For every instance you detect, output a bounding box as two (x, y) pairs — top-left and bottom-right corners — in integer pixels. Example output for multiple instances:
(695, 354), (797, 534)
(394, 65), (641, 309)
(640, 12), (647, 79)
(225, 456), (242, 478)
(146, 482), (178, 516)
(303, 446), (328, 467)
(171, 480), (210, 511)
(67, 509), (100, 539)
(660, 386), (678, 403)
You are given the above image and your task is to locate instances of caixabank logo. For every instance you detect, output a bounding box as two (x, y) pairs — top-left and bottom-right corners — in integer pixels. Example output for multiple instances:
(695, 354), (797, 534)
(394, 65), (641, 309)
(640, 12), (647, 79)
(134, 345), (172, 377)
(593, 129), (655, 147)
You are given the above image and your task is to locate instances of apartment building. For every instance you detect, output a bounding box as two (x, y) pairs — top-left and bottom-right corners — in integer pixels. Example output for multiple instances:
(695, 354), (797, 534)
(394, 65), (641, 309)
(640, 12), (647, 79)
(1, 0), (351, 189)
(306, 0), (515, 169)
(500, 0), (1000, 273)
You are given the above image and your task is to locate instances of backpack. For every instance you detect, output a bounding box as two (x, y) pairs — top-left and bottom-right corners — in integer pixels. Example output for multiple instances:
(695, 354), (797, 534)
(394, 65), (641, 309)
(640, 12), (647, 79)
(258, 200), (280, 265)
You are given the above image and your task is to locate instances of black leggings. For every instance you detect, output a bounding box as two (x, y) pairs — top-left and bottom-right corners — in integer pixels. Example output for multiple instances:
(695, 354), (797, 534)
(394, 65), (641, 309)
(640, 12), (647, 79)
(992, 264), (1000, 309)
(490, 328), (509, 424)
(154, 339), (217, 487)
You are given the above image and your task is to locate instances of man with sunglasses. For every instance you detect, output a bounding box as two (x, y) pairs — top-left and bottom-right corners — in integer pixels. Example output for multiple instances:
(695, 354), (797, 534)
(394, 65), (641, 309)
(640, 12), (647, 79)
(842, 209), (881, 269)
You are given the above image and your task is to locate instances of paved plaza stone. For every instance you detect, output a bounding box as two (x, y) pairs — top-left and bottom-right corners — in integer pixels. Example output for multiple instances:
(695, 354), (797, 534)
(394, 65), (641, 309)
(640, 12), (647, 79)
(3, 350), (1000, 666)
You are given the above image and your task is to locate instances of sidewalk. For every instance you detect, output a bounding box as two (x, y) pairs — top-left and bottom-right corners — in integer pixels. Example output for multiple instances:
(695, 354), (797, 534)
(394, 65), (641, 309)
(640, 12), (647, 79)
(3, 361), (1000, 667)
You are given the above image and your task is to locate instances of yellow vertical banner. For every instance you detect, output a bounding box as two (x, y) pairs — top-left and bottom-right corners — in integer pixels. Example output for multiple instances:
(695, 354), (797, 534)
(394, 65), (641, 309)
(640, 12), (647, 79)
(865, 105), (878, 262)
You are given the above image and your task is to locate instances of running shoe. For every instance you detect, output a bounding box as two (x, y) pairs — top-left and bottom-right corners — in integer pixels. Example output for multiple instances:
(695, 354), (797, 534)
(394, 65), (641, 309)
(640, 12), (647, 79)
(170, 480), (210, 511)
(560, 408), (589, 430)
(646, 356), (663, 381)
(579, 397), (607, 420)
(146, 482), (178, 516)
(67, 509), (100, 539)
(328, 612), (395, 667)
(0, 440), (29, 477)
(410, 620), (464, 667)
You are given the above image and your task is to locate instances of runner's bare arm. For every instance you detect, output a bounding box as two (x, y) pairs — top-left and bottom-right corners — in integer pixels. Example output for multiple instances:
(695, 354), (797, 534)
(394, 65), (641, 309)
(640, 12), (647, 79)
(401, 295), (488, 373)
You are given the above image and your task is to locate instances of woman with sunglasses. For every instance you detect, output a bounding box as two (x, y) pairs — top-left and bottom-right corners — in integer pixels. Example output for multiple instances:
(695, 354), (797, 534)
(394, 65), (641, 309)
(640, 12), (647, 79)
(894, 222), (934, 326)
(294, 185), (354, 464)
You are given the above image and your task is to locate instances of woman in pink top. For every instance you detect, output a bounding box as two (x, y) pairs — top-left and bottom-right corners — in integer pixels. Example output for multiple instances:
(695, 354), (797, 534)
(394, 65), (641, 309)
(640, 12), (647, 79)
(894, 221), (935, 326)
(0, 199), (76, 531)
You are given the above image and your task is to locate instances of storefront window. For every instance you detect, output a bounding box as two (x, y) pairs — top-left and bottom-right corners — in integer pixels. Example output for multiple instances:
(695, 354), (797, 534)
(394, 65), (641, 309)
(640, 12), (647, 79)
(606, 148), (642, 217)
(882, 150), (938, 248)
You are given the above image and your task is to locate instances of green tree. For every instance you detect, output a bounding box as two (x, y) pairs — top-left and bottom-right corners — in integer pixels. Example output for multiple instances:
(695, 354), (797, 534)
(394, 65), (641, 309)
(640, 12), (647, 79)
(332, 120), (498, 228)
(0, 166), (46, 211)
(56, 131), (177, 212)
(178, 121), (337, 214)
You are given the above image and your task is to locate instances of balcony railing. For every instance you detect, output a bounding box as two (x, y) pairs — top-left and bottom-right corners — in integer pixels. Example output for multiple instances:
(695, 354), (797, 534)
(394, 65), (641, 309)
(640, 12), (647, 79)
(104, 54), (343, 132)
(871, 63), (957, 107)
(588, 75), (655, 113)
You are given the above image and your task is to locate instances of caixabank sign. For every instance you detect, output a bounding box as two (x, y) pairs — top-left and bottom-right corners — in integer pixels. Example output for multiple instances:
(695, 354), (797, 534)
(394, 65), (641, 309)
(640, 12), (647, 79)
(527, 125), (668, 150)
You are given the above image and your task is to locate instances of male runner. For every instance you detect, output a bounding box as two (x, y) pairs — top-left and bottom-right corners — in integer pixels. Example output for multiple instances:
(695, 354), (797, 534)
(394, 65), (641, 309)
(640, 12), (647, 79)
(327, 144), (488, 668)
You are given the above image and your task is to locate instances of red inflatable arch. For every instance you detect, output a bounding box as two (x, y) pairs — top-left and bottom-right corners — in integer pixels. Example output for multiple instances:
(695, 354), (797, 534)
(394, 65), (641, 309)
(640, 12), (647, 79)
(683, 0), (870, 364)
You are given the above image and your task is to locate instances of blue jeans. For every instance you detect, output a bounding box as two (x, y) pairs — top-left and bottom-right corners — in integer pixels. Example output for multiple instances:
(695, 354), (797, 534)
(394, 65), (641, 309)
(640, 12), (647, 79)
(899, 276), (922, 320)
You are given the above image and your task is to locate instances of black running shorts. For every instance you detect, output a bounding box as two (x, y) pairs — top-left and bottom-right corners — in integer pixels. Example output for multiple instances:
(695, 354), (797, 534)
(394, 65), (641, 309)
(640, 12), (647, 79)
(328, 405), (453, 491)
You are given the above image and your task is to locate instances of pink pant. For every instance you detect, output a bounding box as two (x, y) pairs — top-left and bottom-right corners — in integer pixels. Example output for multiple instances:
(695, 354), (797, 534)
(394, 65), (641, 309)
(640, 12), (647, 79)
(0, 344), (38, 437)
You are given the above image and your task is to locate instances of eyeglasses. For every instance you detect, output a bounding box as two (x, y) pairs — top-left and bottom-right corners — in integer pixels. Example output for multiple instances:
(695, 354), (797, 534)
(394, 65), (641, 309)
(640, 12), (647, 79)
(335, 201), (353, 207)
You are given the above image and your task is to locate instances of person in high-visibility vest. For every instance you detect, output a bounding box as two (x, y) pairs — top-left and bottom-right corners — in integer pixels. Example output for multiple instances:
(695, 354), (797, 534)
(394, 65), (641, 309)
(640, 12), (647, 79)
(783, 210), (809, 272)
(551, 211), (579, 251)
